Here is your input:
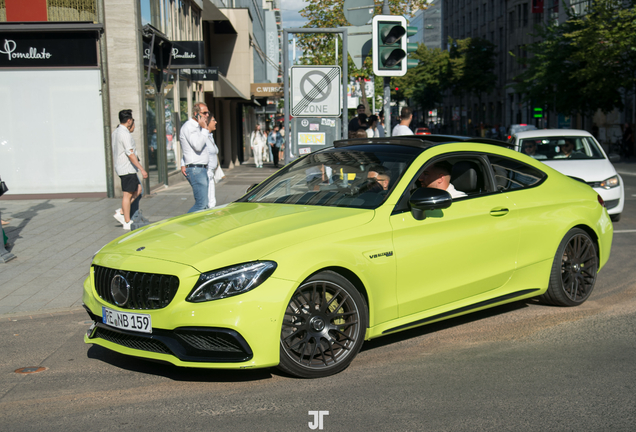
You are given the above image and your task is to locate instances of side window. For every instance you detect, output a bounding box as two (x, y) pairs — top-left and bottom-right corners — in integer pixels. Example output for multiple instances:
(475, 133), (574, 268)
(489, 155), (546, 191)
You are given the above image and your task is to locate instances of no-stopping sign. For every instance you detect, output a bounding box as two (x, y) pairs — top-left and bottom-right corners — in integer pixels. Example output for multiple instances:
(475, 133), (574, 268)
(291, 66), (341, 117)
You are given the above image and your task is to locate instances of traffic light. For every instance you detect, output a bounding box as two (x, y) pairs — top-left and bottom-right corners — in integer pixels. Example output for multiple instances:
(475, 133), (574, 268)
(372, 15), (418, 77)
(533, 107), (543, 118)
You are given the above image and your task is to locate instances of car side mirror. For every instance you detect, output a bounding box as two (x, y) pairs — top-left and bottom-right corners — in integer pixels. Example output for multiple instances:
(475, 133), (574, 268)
(246, 183), (259, 193)
(409, 188), (453, 221)
(609, 153), (620, 163)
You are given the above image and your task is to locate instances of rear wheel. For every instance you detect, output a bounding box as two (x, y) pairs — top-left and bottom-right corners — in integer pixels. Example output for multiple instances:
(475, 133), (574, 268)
(539, 228), (598, 306)
(278, 271), (367, 378)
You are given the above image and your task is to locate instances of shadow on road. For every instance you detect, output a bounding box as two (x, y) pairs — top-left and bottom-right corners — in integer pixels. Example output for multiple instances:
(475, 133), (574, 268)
(86, 345), (274, 382)
(361, 300), (531, 353)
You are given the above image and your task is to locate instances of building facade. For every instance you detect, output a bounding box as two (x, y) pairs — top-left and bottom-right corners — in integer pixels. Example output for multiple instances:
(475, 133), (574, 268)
(438, 0), (631, 140)
(0, 0), (278, 198)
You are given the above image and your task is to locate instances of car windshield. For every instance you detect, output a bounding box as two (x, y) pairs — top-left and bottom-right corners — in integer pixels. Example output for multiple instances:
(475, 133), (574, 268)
(518, 136), (605, 161)
(238, 145), (422, 209)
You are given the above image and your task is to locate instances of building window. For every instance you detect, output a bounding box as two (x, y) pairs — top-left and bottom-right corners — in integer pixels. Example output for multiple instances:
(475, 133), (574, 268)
(523, 3), (529, 26)
(48, 0), (96, 22)
(509, 11), (514, 33)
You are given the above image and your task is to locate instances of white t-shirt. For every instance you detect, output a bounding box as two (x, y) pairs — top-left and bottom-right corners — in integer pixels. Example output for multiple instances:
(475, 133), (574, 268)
(392, 124), (413, 136)
(112, 124), (138, 176)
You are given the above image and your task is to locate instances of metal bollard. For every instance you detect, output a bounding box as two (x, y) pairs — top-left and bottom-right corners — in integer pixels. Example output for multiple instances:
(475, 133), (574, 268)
(0, 210), (16, 263)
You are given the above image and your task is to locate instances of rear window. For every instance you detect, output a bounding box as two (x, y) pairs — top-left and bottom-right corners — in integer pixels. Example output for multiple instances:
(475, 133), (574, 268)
(489, 155), (547, 191)
(518, 136), (605, 161)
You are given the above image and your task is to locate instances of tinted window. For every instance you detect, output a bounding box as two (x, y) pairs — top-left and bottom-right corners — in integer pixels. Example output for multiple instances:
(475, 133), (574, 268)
(238, 145), (422, 209)
(489, 156), (546, 191)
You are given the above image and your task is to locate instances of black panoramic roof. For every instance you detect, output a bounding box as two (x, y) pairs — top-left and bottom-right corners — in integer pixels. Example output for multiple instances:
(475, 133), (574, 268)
(333, 134), (514, 149)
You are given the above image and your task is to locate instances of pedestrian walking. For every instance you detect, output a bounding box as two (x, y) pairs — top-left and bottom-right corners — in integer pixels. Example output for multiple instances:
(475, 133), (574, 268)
(377, 111), (386, 137)
(205, 115), (220, 208)
(180, 102), (211, 212)
(367, 115), (380, 138)
(392, 107), (414, 136)
(112, 109), (148, 230)
(268, 125), (284, 168)
(250, 124), (267, 168)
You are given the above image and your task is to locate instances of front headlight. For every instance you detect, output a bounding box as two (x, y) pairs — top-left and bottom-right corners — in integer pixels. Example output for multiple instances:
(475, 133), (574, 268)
(186, 261), (277, 303)
(599, 175), (619, 189)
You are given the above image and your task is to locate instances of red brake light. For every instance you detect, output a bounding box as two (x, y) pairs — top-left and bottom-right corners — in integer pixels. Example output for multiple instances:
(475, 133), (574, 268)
(597, 194), (605, 207)
(507, 135), (511, 140)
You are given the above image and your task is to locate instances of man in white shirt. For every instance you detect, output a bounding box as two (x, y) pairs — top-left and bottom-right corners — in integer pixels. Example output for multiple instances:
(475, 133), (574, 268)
(392, 106), (414, 136)
(180, 102), (211, 212)
(112, 109), (148, 230)
(181, 114), (219, 208)
(418, 161), (467, 199)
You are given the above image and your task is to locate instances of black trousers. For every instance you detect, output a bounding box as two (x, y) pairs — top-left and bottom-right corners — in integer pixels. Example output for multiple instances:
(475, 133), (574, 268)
(272, 145), (280, 167)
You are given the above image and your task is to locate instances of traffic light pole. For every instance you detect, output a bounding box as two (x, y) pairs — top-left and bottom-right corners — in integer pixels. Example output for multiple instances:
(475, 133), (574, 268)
(382, 0), (391, 137)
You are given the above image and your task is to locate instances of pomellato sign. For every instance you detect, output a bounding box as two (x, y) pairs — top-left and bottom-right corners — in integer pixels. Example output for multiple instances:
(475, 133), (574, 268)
(170, 41), (205, 68)
(0, 32), (98, 68)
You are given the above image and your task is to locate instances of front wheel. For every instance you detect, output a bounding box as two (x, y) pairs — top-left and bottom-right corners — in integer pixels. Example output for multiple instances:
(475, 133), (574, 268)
(278, 271), (368, 378)
(539, 228), (598, 306)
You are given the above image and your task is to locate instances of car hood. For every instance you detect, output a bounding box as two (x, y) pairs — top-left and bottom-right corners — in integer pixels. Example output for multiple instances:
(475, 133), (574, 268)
(98, 203), (374, 272)
(542, 159), (617, 182)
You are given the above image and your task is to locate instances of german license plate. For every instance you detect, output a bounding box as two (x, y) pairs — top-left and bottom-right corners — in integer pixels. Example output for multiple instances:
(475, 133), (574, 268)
(102, 307), (152, 334)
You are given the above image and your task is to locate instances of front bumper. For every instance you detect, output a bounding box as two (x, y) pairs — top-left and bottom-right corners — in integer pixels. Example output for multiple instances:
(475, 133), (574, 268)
(83, 256), (296, 370)
(593, 175), (624, 215)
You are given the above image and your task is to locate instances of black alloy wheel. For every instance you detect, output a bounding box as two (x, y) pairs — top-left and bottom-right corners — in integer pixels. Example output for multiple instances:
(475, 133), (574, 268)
(278, 271), (368, 378)
(540, 228), (598, 306)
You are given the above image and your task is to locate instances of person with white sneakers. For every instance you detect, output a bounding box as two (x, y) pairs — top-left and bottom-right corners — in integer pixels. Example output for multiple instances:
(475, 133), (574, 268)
(250, 124), (267, 168)
(112, 109), (148, 230)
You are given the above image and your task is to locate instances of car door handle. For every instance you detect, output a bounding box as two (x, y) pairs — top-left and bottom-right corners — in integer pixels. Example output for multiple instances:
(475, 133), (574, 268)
(490, 207), (509, 217)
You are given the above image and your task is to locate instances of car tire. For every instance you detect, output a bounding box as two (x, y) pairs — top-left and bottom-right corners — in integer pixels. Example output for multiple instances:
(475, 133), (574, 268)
(539, 228), (598, 307)
(610, 213), (621, 222)
(278, 271), (368, 378)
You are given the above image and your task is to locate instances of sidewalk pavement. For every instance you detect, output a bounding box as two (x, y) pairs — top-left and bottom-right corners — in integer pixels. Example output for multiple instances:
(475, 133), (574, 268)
(0, 159), (277, 318)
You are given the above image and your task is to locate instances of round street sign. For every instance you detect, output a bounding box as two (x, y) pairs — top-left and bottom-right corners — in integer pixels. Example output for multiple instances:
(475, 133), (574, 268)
(343, 0), (375, 26)
(300, 71), (332, 103)
(291, 66), (341, 117)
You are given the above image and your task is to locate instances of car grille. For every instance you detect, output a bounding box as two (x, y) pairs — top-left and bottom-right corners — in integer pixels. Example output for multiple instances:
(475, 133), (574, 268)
(176, 330), (246, 353)
(93, 265), (179, 310)
(87, 321), (253, 363)
(94, 326), (171, 354)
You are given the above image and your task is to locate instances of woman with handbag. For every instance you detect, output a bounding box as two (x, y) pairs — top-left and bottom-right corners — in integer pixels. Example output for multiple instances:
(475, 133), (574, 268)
(205, 115), (221, 208)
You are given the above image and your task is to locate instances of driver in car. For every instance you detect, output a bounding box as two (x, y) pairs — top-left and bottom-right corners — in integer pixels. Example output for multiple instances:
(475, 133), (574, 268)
(418, 161), (466, 199)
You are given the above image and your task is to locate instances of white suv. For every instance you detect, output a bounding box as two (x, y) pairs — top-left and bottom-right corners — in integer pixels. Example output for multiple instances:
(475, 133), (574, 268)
(510, 129), (624, 221)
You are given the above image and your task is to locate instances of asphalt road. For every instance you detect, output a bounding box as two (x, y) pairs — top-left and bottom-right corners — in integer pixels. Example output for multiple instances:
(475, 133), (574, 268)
(1, 176), (634, 432)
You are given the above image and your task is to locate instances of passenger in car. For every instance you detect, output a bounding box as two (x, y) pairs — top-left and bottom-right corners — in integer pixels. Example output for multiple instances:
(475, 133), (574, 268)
(419, 161), (467, 198)
(522, 141), (547, 159)
(367, 165), (390, 191)
(554, 139), (581, 159)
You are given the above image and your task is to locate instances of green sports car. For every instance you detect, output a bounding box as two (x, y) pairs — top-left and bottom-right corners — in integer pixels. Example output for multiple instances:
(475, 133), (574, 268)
(83, 136), (613, 378)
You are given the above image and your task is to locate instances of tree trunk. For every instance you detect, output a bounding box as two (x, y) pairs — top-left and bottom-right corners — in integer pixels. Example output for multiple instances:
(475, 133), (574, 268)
(359, 78), (370, 115)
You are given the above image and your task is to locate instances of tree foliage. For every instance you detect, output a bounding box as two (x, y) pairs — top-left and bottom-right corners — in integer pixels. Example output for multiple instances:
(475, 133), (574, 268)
(514, 0), (636, 115)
